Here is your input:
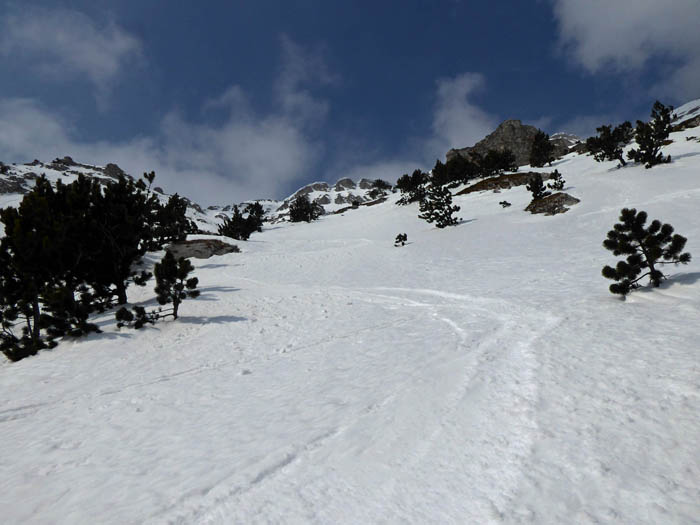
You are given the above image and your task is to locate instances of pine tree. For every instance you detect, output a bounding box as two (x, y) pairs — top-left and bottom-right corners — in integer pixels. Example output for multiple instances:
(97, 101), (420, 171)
(372, 179), (392, 191)
(218, 205), (248, 239)
(627, 101), (675, 168)
(289, 194), (323, 222)
(602, 208), (691, 296)
(547, 170), (565, 190)
(418, 184), (460, 228)
(526, 174), (550, 200)
(481, 149), (518, 177)
(430, 159), (451, 187)
(396, 169), (428, 205)
(90, 175), (157, 304)
(151, 194), (190, 248)
(394, 233), (408, 246)
(529, 130), (555, 167)
(446, 155), (479, 185)
(586, 122), (633, 166)
(154, 251), (200, 320)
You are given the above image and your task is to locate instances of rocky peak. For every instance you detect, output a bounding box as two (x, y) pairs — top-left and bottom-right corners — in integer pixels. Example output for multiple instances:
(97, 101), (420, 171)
(447, 120), (579, 166)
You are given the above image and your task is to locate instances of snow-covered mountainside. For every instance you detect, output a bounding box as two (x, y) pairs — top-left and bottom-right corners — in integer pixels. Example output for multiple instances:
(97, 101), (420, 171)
(0, 157), (224, 234)
(0, 158), (387, 230)
(1, 102), (700, 523)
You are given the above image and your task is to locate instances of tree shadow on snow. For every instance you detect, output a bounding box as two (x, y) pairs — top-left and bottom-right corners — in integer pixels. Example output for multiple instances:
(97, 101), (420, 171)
(176, 315), (247, 324)
(636, 271), (700, 293)
(197, 263), (231, 270)
(671, 152), (700, 161)
(196, 286), (241, 302)
(661, 271), (700, 287)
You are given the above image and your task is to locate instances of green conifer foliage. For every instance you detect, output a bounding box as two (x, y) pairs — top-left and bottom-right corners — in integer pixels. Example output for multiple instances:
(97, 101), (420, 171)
(418, 184), (460, 228)
(151, 194), (190, 247)
(289, 194), (323, 222)
(602, 208), (691, 296)
(547, 170), (565, 190)
(154, 252), (200, 320)
(396, 169), (428, 205)
(627, 101), (675, 168)
(482, 149), (518, 176)
(526, 174), (550, 200)
(586, 122), (633, 166)
(529, 130), (555, 168)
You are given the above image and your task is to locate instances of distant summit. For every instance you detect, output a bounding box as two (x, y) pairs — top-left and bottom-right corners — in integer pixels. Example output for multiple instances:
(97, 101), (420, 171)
(446, 120), (580, 166)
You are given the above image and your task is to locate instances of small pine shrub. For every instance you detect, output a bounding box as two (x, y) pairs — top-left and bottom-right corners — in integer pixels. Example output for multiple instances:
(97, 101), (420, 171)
(499, 200), (511, 208)
(115, 306), (158, 329)
(289, 194), (323, 222)
(602, 208), (691, 296)
(418, 185), (460, 228)
(627, 101), (674, 168)
(394, 233), (408, 246)
(529, 130), (554, 167)
(154, 252), (200, 319)
(547, 170), (565, 190)
(396, 169), (428, 205)
(481, 149), (518, 177)
(586, 122), (633, 166)
(526, 174), (550, 201)
(217, 203), (263, 240)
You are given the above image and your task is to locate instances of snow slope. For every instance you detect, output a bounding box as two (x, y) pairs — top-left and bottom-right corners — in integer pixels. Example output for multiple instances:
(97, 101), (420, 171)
(1, 124), (700, 523)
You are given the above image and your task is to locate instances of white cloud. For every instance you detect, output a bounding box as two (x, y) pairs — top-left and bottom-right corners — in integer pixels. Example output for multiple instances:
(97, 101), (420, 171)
(551, 0), (700, 100)
(427, 72), (497, 157)
(554, 113), (619, 140)
(330, 160), (421, 185)
(0, 94), (321, 206)
(0, 7), (142, 106)
(0, 36), (337, 205)
(276, 35), (338, 126)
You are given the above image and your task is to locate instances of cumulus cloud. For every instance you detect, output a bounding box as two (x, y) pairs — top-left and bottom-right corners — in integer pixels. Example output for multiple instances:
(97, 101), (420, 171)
(0, 95), (320, 205)
(329, 160), (421, 186)
(0, 7), (142, 106)
(0, 35), (338, 205)
(551, 0), (700, 100)
(426, 72), (497, 157)
(276, 35), (338, 126)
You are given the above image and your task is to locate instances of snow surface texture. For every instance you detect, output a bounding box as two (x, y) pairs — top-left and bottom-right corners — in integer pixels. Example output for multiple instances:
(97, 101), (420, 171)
(1, 121), (700, 524)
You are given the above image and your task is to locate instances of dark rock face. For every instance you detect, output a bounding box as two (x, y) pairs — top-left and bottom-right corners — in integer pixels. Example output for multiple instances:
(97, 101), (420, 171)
(447, 120), (539, 166)
(525, 192), (580, 215)
(447, 120), (579, 166)
(166, 239), (240, 259)
(456, 171), (553, 195)
(550, 133), (581, 158)
(52, 156), (76, 166)
(316, 194), (331, 205)
(103, 163), (126, 179)
(334, 178), (356, 191)
(0, 176), (31, 194)
(673, 115), (700, 132)
(358, 178), (374, 189)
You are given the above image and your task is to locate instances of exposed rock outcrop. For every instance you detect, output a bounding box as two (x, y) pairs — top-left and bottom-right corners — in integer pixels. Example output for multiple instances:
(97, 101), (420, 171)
(447, 120), (579, 166)
(166, 239), (240, 259)
(456, 171), (553, 195)
(525, 192), (580, 215)
(334, 178), (356, 191)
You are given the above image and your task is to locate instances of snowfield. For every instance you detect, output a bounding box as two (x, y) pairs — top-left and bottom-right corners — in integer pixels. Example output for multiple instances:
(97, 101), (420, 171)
(1, 126), (700, 523)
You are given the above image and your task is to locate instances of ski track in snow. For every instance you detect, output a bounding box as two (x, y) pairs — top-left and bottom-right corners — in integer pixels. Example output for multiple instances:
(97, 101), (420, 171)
(143, 285), (560, 524)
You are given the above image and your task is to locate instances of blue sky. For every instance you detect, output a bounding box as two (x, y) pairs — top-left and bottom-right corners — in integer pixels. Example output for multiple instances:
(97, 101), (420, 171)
(1, 1), (699, 204)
